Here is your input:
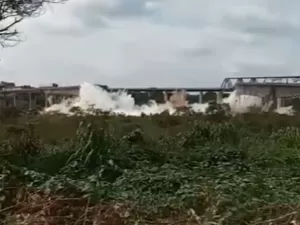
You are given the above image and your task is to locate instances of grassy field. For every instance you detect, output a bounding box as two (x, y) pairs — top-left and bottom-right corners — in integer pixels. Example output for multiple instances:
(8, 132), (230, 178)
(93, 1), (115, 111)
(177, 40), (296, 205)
(1, 110), (300, 224)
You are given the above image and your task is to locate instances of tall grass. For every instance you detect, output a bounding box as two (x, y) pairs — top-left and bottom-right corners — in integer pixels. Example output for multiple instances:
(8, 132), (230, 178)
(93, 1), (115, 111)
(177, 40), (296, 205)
(1, 112), (300, 224)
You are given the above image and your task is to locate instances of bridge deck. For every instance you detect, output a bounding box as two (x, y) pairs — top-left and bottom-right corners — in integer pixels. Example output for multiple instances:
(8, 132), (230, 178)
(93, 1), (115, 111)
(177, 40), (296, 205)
(0, 86), (80, 94)
(109, 87), (233, 92)
(0, 86), (234, 94)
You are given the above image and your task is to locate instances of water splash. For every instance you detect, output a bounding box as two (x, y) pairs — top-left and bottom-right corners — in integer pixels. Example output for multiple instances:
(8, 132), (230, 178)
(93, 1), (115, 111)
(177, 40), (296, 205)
(44, 82), (294, 116)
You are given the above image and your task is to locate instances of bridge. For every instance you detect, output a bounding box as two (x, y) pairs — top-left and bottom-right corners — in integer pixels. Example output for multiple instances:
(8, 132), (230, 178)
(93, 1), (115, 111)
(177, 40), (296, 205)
(1, 75), (300, 94)
(0, 75), (300, 110)
(0, 86), (233, 95)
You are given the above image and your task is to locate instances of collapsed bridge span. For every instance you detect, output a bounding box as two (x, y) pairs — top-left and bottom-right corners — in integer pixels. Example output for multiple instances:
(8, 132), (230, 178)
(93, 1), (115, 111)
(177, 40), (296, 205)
(235, 82), (300, 111)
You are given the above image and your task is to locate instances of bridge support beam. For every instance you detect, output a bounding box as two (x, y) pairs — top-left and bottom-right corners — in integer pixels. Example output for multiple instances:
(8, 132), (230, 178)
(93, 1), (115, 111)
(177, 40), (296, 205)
(277, 97), (284, 109)
(199, 92), (203, 104)
(28, 93), (37, 110)
(29, 93), (32, 110)
(216, 91), (223, 104)
(13, 95), (16, 107)
(44, 91), (48, 108)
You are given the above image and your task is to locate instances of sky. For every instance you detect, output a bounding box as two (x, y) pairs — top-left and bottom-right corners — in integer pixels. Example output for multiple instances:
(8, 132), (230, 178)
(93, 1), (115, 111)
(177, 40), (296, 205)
(1, 0), (300, 87)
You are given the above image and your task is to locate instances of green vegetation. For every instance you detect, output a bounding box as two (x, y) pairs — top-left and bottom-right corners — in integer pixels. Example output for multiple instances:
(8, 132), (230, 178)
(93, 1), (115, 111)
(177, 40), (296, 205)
(1, 109), (300, 224)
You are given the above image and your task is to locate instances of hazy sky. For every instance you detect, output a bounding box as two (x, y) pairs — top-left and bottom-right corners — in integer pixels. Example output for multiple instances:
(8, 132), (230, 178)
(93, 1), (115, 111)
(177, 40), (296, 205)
(1, 0), (300, 87)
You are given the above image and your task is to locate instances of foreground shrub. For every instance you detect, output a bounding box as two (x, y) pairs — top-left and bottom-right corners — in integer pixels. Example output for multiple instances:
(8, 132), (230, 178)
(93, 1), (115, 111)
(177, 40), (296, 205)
(1, 114), (300, 224)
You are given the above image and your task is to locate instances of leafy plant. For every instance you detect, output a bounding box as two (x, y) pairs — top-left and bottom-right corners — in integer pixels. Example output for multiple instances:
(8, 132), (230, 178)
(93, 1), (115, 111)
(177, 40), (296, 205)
(1, 112), (300, 224)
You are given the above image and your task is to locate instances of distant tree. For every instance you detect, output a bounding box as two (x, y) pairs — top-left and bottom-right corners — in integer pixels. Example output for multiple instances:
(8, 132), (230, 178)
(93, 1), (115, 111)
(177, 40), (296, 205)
(0, 0), (66, 47)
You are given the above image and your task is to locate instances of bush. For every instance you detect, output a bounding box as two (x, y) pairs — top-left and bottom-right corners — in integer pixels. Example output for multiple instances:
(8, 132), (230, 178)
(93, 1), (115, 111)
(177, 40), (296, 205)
(0, 112), (300, 224)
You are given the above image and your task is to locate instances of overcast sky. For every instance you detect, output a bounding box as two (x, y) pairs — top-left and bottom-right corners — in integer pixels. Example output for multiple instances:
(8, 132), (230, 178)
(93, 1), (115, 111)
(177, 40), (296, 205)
(1, 0), (300, 87)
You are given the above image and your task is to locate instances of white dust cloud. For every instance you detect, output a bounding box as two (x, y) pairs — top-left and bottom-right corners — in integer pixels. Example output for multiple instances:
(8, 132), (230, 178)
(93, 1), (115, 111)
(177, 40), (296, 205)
(44, 82), (294, 116)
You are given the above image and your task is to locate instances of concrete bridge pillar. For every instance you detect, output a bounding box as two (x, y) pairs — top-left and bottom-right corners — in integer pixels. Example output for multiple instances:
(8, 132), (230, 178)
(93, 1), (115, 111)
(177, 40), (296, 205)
(277, 97), (284, 109)
(0, 98), (3, 109)
(44, 91), (49, 108)
(199, 91), (203, 103)
(13, 94), (17, 107)
(28, 93), (37, 110)
(0, 94), (4, 109)
(29, 93), (32, 110)
(47, 95), (54, 106)
(216, 91), (223, 104)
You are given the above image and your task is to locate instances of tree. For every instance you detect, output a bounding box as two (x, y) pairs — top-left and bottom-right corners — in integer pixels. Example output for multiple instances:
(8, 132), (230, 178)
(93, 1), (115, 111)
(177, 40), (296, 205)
(0, 0), (66, 47)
